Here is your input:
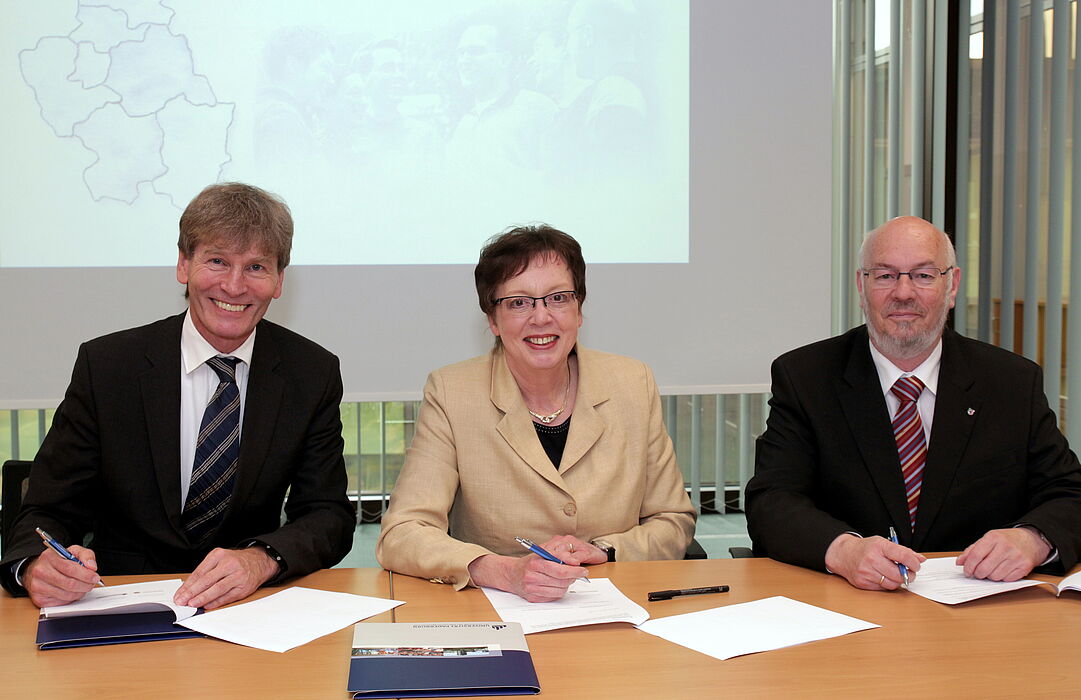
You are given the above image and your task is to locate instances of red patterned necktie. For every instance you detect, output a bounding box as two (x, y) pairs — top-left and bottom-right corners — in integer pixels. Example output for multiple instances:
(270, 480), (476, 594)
(891, 376), (927, 530)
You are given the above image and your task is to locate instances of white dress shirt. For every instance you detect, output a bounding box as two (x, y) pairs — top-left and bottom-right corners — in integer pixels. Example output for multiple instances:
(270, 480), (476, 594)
(868, 338), (943, 443)
(179, 311), (255, 508)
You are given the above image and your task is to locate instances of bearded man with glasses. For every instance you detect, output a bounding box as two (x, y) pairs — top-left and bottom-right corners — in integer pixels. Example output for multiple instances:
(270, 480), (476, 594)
(746, 216), (1081, 591)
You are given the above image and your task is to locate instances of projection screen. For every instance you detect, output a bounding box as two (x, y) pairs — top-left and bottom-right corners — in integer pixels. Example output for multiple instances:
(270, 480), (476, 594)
(0, 0), (832, 406)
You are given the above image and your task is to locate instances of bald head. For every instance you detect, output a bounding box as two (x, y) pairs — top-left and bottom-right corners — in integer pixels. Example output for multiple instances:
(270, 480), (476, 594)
(856, 216), (961, 370)
(859, 216), (956, 271)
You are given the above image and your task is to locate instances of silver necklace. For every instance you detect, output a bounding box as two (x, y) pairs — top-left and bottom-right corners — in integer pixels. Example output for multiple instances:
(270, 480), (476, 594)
(528, 365), (572, 424)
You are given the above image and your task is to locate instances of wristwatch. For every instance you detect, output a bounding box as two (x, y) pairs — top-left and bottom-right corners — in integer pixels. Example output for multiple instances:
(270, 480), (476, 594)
(592, 539), (616, 562)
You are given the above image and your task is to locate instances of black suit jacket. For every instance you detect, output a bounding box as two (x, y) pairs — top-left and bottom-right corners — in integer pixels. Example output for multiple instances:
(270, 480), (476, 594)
(1, 313), (354, 594)
(746, 326), (1081, 573)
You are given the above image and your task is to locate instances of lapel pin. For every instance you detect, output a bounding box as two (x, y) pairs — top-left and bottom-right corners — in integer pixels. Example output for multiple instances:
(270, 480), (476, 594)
(966, 408), (975, 416)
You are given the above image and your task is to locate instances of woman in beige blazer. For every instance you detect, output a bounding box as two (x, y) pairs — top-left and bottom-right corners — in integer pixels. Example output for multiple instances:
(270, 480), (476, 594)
(377, 225), (696, 601)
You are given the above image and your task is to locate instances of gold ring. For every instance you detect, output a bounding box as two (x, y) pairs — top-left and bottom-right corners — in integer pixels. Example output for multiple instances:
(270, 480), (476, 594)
(879, 575), (885, 585)
(567, 543), (574, 553)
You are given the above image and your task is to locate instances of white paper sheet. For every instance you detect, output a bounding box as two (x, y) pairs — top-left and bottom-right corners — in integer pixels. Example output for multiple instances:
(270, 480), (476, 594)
(903, 556), (1046, 604)
(481, 578), (648, 634)
(40, 579), (196, 621)
(636, 596), (879, 661)
(1058, 570), (1081, 595)
(177, 587), (404, 652)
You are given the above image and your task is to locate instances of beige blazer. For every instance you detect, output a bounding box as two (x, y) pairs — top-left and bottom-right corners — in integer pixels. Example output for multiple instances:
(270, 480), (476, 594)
(376, 346), (697, 589)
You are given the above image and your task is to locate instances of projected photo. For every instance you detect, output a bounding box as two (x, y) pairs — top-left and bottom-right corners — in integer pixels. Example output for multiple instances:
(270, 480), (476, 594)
(4, 0), (688, 266)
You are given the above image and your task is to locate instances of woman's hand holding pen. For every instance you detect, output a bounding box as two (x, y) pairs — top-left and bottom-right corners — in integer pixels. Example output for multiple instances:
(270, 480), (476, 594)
(468, 553), (580, 602)
(537, 535), (608, 567)
(468, 536), (604, 603)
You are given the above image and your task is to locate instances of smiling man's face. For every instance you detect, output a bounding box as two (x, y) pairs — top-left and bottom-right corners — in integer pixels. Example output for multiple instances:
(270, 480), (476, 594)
(177, 241), (284, 353)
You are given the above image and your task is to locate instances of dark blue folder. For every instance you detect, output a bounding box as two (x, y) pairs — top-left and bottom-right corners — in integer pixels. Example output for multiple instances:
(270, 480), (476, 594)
(36, 610), (205, 650)
(348, 651), (540, 698)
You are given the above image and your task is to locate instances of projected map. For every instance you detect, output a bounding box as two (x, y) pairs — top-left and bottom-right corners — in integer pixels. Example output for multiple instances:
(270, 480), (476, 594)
(4, 0), (688, 266)
(19, 1), (234, 207)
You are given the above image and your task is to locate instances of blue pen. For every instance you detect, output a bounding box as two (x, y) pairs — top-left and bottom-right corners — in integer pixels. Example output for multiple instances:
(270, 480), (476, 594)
(36, 527), (105, 587)
(515, 537), (590, 583)
(888, 526), (909, 587)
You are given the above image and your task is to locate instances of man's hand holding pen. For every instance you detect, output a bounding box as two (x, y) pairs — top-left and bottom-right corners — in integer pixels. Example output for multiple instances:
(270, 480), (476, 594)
(824, 533), (925, 591)
(24, 544), (102, 608)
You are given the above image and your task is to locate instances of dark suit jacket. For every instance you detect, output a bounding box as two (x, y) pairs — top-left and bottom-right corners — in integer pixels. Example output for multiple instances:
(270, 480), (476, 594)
(1, 313), (354, 594)
(746, 326), (1081, 573)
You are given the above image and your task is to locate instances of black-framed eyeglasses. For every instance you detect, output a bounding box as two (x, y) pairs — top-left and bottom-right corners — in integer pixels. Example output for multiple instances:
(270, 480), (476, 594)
(861, 266), (954, 289)
(492, 290), (578, 315)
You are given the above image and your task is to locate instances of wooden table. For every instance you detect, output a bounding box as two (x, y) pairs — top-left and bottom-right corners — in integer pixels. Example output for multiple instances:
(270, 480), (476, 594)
(1, 560), (1078, 698)
(391, 558), (1081, 699)
(0, 568), (390, 700)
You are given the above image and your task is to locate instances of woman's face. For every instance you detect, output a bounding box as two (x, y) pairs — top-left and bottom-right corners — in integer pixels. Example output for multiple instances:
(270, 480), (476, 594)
(488, 254), (582, 376)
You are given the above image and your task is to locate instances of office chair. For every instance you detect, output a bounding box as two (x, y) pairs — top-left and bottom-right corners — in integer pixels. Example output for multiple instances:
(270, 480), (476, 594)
(727, 433), (763, 558)
(684, 538), (707, 560)
(1, 460), (33, 552)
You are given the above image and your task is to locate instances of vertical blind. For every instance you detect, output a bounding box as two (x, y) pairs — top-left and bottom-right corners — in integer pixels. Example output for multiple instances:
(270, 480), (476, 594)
(835, 0), (1081, 445)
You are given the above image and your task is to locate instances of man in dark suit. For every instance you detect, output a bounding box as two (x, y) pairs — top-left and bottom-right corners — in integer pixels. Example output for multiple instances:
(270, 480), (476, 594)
(747, 216), (1081, 590)
(1, 183), (355, 609)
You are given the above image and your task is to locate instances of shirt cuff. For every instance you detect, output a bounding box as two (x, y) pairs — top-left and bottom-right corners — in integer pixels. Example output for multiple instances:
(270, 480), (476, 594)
(1016, 525), (1058, 566)
(13, 557), (31, 588)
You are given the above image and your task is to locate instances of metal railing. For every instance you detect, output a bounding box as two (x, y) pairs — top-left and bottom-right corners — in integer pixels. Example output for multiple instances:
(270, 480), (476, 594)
(1, 394), (769, 521)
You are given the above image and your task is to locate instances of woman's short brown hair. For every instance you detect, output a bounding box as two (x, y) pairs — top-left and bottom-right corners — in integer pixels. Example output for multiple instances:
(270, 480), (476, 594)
(475, 224), (586, 316)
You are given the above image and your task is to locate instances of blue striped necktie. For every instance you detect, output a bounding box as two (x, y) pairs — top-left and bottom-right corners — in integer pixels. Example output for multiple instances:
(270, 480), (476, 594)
(891, 376), (927, 531)
(182, 356), (241, 546)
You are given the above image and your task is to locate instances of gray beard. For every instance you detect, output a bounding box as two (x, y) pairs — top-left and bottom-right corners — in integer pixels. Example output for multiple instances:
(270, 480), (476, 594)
(864, 301), (950, 362)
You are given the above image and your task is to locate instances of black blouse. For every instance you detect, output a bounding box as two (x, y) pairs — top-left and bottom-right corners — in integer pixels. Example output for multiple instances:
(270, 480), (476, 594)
(533, 417), (571, 470)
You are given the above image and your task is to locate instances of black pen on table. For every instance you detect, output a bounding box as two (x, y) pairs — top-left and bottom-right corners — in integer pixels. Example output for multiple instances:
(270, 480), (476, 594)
(515, 537), (590, 583)
(35, 527), (105, 587)
(647, 585), (729, 602)
(888, 526), (909, 587)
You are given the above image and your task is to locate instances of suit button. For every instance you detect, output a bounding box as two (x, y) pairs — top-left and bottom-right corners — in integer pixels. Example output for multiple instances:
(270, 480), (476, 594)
(563, 502), (577, 516)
